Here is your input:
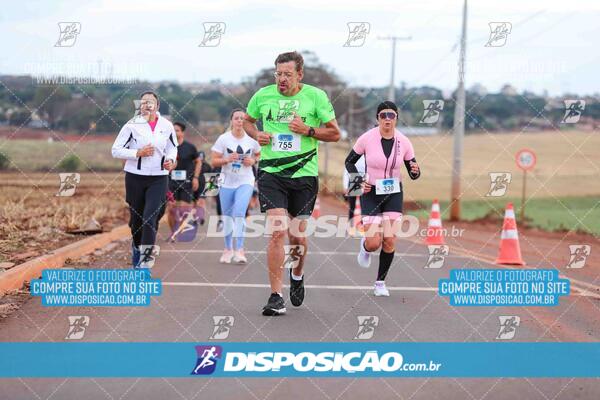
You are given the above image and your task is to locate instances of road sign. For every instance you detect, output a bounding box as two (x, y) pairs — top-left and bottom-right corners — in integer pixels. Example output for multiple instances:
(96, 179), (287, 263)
(516, 149), (536, 171)
(515, 149), (536, 222)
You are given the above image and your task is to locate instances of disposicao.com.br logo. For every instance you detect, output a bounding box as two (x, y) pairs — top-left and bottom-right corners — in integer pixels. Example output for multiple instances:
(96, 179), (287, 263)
(191, 345), (442, 376)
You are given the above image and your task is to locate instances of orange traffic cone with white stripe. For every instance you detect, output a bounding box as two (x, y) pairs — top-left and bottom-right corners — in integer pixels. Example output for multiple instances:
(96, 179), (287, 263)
(312, 196), (321, 218)
(353, 197), (365, 235)
(495, 202), (525, 265)
(353, 197), (362, 228)
(424, 199), (445, 245)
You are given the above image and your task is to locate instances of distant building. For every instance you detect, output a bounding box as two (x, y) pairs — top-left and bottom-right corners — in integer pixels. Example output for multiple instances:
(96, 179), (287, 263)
(27, 111), (48, 129)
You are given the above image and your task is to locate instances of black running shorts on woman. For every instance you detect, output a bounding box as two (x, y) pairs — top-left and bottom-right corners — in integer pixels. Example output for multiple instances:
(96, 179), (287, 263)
(360, 182), (403, 216)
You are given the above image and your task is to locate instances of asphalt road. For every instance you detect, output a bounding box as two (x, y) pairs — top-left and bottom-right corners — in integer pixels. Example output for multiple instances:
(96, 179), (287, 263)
(0, 200), (599, 399)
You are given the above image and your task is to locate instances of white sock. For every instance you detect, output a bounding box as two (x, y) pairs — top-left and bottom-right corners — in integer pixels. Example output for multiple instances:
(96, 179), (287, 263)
(362, 242), (371, 253)
(291, 272), (303, 281)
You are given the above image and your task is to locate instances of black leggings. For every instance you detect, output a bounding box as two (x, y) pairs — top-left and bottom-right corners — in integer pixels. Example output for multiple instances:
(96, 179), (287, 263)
(345, 195), (356, 220)
(125, 172), (168, 247)
(215, 194), (222, 216)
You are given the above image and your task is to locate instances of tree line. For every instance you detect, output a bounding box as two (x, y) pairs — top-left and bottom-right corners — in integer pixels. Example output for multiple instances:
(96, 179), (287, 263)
(1, 52), (597, 139)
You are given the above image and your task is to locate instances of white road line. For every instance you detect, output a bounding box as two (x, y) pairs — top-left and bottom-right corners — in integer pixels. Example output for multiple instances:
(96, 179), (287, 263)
(162, 281), (438, 291)
(161, 249), (422, 256)
(161, 237), (600, 298)
(161, 281), (595, 298)
(160, 249), (466, 258)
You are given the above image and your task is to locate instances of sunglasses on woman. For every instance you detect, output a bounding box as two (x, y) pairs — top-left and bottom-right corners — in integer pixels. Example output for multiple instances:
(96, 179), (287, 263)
(378, 111), (397, 120)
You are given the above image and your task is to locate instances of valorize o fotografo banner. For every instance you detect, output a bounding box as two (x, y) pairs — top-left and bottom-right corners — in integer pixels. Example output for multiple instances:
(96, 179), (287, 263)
(439, 269), (570, 306)
(1, 343), (600, 377)
(29, 269), (161, 306)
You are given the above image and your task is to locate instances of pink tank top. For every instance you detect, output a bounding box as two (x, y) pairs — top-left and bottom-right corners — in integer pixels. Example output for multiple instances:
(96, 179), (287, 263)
(352, 127), (415, 185)
(148, 118), (158, 132)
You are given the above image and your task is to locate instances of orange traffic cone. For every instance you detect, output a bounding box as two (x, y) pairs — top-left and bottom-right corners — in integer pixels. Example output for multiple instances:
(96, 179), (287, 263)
(495, 203), (525, 265)
(353, 197), (365, 235)
(353, 197), (362, 227)
(424, 199), (445, 245)
(312, 196), (321, 218)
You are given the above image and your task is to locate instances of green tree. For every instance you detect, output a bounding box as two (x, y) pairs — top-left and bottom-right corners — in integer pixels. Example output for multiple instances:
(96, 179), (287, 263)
(33, 85), (71, 128)
(8, 110), (32, 126)
(57, 154), (82, 171)
(0, 152), (10, 170)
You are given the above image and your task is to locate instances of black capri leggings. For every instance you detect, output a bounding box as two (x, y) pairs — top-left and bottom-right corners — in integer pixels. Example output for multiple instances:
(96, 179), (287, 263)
(125, 172), (168, 247)
(345, 195), (356, 220)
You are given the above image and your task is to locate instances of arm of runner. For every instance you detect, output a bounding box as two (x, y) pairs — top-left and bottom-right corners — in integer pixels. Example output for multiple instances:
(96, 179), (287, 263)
(404, 158), (421, 180)
(242, 155), (255, 166)
(402, 137), (420, 180)
(111, 125), (139, 160)
(345, 132), (366, 174)
(163, 126), (178, 171)
(192, 151), (201, 191)
(210, 136), (236, 168)
(243, 139), (261, 167)
(211, 150), (228, 168)
(242, 150), (261, 166)
(289, 114), (341, 142)
(193, 157), (202, 178)
(345, 149), (371, 193)
(243, 114), (271, 146)
(344, 149), (362, 175)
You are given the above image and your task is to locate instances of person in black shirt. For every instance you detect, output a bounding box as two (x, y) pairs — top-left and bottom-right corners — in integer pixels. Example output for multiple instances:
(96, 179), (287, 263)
(193, 150), (213, 224)
(193, 151), (212, 205)
(167, 122), (200, 232)
(211, 166), (223, 230)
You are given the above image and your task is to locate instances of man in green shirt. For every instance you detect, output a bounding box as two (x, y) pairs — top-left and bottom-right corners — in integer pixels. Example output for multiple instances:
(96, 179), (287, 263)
(244, 51), (341, 316)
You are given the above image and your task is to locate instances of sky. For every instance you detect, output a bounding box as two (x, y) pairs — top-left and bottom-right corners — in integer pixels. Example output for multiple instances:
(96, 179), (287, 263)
(1, 0), (599, 96)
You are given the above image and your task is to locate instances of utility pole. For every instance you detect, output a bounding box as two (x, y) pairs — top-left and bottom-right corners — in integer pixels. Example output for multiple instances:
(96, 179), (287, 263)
(378, 35), (412, 102)
(450, 0), (467, 221)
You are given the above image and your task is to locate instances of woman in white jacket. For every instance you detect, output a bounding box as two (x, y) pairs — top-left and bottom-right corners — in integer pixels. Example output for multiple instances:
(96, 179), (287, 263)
(112, 91), (178, 269)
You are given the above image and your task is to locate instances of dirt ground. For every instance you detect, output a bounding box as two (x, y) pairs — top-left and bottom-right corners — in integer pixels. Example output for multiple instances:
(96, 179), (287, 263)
(0, 172), (128, 265)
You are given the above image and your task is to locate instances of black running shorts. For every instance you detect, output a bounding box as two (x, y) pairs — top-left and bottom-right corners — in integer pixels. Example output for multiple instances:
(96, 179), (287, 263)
(257, 170), (318, 218)
(360, 182), (403, 216)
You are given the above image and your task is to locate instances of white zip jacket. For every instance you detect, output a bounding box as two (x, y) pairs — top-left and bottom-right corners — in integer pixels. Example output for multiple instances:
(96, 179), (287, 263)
(111, 113), (178, 176)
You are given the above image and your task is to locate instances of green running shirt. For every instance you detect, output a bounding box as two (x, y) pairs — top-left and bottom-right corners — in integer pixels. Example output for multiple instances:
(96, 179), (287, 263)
(246, 84), (335, 178)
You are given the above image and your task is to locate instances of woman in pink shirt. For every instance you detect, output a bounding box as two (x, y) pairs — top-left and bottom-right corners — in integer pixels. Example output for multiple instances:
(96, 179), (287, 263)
(345, 101), (421, 296)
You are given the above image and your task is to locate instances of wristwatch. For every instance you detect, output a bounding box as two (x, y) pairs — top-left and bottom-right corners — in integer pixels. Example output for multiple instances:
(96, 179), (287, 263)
(308, 127), (316, 137)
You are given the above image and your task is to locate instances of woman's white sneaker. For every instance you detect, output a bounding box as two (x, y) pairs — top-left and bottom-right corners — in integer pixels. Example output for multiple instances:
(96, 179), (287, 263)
(374, 281), (390, 296)
(219, 249), (233, 264)
(233, 249), (247, 264)
(357, 237), (371, 268)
